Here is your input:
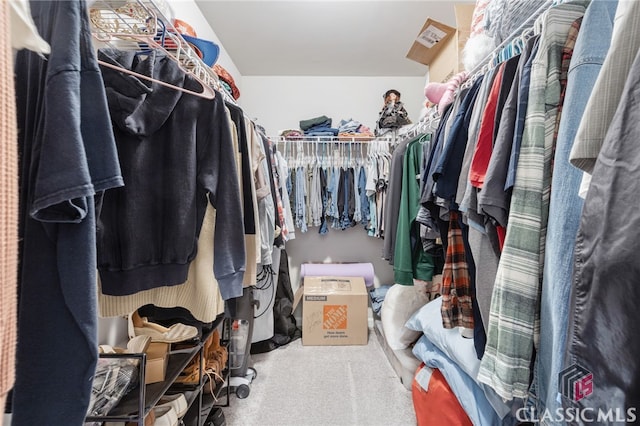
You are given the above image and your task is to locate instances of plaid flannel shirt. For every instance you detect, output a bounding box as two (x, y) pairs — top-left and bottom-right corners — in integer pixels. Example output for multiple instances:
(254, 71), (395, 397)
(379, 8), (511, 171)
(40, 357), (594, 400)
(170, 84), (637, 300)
(441, 211), (474, 329)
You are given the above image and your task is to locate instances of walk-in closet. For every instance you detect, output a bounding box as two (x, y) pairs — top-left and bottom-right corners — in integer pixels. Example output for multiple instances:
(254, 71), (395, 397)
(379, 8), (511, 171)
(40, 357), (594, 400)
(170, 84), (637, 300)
(2, 0), (639, 425)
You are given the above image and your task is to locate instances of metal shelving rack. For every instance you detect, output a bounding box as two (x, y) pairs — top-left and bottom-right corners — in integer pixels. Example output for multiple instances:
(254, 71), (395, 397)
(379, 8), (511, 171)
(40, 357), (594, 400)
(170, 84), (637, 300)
(85, 316), (228, 426)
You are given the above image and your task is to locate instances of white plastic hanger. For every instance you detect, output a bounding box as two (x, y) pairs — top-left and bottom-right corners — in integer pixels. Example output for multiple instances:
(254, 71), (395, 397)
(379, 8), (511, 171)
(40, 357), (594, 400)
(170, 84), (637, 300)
(89, 0), (217, 99)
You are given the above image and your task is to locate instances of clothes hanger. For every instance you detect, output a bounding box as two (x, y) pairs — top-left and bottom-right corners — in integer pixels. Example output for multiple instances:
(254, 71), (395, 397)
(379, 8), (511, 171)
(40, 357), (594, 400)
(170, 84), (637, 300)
(295, 141), (301, 169)
(534, 11), (546, 35)
(89, 0), (217, 100)
(349, 141), (355, 169)
(418, 133), (430, 145)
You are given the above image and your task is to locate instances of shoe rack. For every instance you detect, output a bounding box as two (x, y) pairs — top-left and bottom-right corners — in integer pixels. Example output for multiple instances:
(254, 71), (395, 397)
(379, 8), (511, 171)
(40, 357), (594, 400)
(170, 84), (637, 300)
(85, 314), (230, 426)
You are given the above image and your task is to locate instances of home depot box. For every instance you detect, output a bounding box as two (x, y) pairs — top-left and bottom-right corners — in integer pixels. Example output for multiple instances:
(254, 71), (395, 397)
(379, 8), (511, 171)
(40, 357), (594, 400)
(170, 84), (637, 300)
(406, 4), (475, 83)
(301, 277), (368, 346)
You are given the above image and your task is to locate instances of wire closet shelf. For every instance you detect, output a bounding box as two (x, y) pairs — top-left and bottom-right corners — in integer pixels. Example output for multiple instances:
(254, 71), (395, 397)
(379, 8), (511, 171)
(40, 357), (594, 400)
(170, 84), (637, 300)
(89, 0), (237, 104)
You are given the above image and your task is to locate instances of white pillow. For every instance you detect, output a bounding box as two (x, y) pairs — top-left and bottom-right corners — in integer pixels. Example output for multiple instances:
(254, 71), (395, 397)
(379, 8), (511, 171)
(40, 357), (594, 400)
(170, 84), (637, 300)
(405, 296), (481, 381)
(380, 284), (429, 350)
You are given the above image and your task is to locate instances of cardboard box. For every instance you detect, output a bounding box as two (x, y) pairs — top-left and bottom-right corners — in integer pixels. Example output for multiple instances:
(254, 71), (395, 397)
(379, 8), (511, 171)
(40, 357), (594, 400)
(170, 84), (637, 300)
(406, 4), (476, 83)
(144, 342), (169, 384)
(300, 277), (368, 346)
(406, 18), (456, 69)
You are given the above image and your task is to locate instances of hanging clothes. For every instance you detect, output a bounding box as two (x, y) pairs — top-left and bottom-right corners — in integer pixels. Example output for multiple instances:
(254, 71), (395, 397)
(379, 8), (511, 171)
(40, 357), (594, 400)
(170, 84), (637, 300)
(96, 49), (245, 301)
(12, 1), (123, 423)
(478, 35), (540, 250)
(440, 211), (474, 330)
(319, 167), (330, 235)
(476, 24), (529, 306)
(393, 138), (435, 286)
(8, 0), (50, 53)
(226, 103), (259, 287)
(99, 201), (225, 323)
(274, 149), (296, 241)
(267, 138), (288, 244)
(478, 2), (588, 401)
(294, 166), (307, 233)
(431, 77), (484, 334)
(564, 33), (640, 419)
(532, 0), (617, 421)
(375, 156), (389, 237)
(0, 0), (19, 414)
(569, 0), (640, 179)
(357, 165), (369, 225)
(249, 121), (269, 278)
(256, 133), (275, 267)
(280, 139), (389, 237)
(98, 101), (261, 323)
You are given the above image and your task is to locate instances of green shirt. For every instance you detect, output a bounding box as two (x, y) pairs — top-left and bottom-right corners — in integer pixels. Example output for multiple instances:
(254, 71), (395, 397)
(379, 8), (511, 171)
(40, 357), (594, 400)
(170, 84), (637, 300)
(393, 138), (434, 285)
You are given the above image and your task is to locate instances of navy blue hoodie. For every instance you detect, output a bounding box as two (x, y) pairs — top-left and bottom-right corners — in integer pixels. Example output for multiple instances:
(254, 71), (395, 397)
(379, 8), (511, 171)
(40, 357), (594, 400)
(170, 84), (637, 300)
(97, 49), (245, 300)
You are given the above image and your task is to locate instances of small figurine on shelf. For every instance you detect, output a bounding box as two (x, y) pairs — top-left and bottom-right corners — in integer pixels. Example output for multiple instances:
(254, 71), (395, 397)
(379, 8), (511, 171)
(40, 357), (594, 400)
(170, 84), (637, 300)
(375, 89), (412, 136)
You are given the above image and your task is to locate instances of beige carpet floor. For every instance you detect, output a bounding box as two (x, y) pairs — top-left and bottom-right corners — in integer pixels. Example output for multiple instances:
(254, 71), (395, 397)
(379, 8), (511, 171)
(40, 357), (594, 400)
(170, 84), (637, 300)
(219, 330), (416, 426)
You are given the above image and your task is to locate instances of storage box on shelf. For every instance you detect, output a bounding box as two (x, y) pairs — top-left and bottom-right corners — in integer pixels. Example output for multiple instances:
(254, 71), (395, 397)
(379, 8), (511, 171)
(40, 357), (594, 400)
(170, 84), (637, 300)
(144, 342), (170, 384)
(406, 4), (475, 83)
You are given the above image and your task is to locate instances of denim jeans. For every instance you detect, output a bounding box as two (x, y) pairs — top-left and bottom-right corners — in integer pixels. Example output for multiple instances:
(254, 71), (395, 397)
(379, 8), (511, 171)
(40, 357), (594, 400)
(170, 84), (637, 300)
(319, 167), (329, 235)
(530, 0), (618, 422)
(330, 167), (341, 228)
(358, 166), (369, 225)
(295, 167), (307, 233)
(353, 166), (362, 224)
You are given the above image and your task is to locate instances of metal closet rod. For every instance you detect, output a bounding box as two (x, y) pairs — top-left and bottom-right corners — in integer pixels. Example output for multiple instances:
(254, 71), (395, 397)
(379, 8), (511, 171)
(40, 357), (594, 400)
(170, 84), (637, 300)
(465, 0), (555, 81)
(274, 137), (395, 143)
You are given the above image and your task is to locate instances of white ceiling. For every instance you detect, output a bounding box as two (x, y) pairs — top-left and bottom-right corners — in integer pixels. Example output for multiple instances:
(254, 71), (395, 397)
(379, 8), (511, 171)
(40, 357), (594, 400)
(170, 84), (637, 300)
(196, 1), (471, 76)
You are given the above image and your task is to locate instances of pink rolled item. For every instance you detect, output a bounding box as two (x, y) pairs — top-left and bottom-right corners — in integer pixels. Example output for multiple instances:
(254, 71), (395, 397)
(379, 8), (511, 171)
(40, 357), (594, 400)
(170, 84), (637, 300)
(425, 71), (469, 115)
(425, 82), (448, 105)
(300, 263), (375, 288)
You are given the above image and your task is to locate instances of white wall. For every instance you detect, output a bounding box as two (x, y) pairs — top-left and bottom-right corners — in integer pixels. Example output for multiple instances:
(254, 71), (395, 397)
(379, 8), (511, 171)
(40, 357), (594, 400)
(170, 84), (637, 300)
(285, 228), (395, 294)
(239, 76), (427, 135)
(168, 0), (242, 92)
